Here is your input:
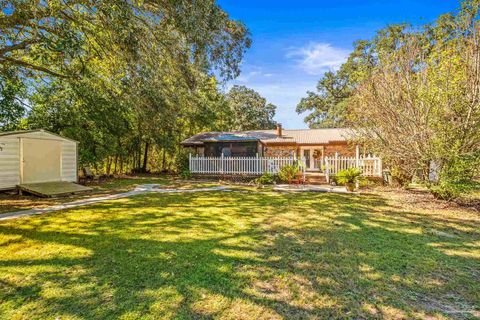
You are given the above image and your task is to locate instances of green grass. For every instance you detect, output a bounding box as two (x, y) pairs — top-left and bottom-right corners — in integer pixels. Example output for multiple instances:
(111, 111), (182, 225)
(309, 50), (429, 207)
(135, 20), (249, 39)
(0, 189), (479, 319)
(0, 175), (218, 214)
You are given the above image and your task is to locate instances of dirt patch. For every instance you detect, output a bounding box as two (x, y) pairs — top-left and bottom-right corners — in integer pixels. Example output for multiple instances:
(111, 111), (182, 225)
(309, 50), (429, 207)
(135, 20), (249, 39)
(375, 187), (480, 213)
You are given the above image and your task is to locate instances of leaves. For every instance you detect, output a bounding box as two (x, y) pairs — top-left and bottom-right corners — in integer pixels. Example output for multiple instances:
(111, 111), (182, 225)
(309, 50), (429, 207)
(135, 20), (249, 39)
(226, 85), (277, 131)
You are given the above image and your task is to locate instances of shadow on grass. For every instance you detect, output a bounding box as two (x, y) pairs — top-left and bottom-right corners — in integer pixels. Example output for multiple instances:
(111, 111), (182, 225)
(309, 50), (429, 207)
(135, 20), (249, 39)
(0, 191), (479, 319)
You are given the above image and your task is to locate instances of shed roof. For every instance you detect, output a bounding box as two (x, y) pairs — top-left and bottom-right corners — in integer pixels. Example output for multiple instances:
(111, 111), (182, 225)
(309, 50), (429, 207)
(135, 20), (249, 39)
(181, 128), (354, 146)
(0, 129), (78, 143)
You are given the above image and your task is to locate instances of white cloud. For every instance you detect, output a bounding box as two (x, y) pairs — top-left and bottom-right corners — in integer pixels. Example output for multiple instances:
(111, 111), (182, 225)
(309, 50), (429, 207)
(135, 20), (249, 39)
(236, 70), (261, 83)
(287, 42), (350, 75)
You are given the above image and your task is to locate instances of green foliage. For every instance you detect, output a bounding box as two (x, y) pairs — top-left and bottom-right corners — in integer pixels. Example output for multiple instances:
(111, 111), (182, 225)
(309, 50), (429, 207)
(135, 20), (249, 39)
(226, 85), (277, 130)
(255, 172), (277, 185)
(0, 67), (26, 131)
(179, 170), (192, 180)
(430, 153), (480, 200)
(2, 0), (251, 174)
(174, 149), (191, 174)
(278, 164), (300, 183)
(0, 1), (250, 80)
(296, 70), (351, 128)
(336, 168), (363, 185)
(309, 0), (480, 198)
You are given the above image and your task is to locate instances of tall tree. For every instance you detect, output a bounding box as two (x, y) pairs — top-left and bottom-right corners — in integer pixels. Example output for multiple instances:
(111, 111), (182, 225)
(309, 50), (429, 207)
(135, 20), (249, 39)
(349, 0), (480, 194)
(296, 25), (409, 128)
(0, 66), (26, 131)
(6, 0), (252, 173)
(225, 85), (277, 131)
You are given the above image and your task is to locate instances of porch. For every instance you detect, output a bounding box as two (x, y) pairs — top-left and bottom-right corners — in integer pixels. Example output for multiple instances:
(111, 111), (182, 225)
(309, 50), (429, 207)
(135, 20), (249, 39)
(188, 154), (382, 182)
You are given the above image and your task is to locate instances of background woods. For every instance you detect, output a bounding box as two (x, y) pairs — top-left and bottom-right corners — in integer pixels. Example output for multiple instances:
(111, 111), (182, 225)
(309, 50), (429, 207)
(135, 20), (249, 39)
(0, 0), (278, 173)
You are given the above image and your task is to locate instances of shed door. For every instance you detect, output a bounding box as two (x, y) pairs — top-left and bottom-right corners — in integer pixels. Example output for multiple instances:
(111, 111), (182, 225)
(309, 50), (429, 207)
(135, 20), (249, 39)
(22, 138), (61, 183)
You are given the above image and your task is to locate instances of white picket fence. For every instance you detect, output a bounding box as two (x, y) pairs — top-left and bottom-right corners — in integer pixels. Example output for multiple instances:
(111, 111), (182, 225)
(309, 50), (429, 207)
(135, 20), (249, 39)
(189, 155), (301, 175)
(324, 155), (382, 177)
(188, 154), (382, 178)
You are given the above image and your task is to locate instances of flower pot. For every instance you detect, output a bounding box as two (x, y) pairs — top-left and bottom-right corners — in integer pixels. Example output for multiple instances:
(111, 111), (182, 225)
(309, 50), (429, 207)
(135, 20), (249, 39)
(345, 182), (356, 192)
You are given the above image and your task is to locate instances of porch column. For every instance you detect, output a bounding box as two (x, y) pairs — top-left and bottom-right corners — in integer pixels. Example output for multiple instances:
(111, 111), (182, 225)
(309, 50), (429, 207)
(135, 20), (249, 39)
(355, 145), (360, 168)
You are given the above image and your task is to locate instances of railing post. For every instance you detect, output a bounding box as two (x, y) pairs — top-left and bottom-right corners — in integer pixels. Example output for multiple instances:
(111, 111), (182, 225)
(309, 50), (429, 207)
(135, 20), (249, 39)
(221, 153), (224, 175)
(325, 156), (330, 183)
(189, 153), (192, 172)
(355, 145), (360, 168)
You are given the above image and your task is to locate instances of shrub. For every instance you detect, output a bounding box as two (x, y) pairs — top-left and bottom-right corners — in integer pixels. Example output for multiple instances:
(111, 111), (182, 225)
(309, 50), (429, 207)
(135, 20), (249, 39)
(255, 172), (276, 185)
(278, 164), (300, 183)
(179, 169), (192, 180)
(174, 149), (190, 173)
(336, 168), (363, 185)
(429, 153), (480, 200)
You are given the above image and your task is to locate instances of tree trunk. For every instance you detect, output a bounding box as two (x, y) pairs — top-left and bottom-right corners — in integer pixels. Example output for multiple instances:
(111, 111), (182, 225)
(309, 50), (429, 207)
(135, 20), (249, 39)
(142, 142), (149, 173)
(106, 157), (112, 176)
(113, 154), (118, 174)
(162, 147), (166, 172)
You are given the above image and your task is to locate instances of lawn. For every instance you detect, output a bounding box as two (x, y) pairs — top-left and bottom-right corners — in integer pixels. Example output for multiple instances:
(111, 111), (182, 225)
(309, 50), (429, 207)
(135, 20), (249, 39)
(0, 175), (218, 214)
(0, 188), (479, 319)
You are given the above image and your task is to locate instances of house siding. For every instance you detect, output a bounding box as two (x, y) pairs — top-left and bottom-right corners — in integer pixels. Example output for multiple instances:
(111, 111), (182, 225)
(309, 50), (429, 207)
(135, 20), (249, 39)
(323, 143), (356, 157)
(264, 145), (297, 157)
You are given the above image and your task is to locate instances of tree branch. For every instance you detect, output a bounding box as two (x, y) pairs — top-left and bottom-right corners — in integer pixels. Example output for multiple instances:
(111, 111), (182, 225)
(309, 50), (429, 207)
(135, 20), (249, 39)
(0, 56), (68, 78)
(0, 40), (38, 56)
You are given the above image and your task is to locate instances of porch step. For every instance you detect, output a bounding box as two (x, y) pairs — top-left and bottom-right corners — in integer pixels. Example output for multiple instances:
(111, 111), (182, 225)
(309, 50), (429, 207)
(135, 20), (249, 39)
(303, 173), (328, 185)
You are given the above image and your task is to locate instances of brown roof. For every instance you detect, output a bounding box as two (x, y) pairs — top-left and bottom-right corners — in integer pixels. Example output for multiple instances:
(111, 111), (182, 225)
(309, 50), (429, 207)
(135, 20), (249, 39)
(181, 128), (354, 146)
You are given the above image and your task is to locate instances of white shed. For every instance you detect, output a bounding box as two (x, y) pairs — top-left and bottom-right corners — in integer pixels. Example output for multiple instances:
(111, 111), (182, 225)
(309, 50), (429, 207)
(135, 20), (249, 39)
(0, 130), (78, 190)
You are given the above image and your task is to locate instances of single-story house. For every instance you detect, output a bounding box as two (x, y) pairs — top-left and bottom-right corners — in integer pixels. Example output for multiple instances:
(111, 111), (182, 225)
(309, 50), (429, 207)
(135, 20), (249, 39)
(181, 125), (361, 172)
(0, 129), (78, 190)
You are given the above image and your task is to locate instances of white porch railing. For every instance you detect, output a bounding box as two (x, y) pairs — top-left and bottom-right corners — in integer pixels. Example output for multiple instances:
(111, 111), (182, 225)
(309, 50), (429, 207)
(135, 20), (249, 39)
(324, 155), (382, 177)
(188, 154), (382, 179)
(189, 155), (302, 175)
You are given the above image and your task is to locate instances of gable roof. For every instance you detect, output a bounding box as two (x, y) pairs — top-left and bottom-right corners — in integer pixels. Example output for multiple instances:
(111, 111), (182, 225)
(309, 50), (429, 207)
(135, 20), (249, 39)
(181, 128), (354, 146)
(0, 129), (78, 143)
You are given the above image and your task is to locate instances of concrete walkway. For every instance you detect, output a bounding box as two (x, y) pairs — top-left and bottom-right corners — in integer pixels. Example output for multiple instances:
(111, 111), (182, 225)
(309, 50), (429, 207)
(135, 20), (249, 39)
(0, 184), (229, 222)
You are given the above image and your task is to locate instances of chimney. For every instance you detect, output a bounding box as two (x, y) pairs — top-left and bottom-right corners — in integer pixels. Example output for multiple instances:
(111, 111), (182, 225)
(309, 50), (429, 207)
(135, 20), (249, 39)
(276, 123), (282, 137)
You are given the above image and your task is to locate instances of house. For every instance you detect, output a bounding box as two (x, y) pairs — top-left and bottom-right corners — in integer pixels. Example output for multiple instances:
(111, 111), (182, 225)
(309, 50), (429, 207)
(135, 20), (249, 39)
(181, 124), (361, 172)
(0, 130), (80, 192)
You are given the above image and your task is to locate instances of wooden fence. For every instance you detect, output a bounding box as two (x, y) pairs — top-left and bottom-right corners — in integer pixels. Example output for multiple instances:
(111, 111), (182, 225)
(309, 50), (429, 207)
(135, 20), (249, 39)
(189, 155), (301, 175)
(324, 155), (382, 177)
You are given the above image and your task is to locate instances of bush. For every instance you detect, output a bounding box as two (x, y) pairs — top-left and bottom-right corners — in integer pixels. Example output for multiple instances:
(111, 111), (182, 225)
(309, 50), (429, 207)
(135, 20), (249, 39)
(255, 172), (276, 185)
(179, 169), (192, 180)
(174, 149), (190, 173)
(278, 164), (300, 183)
(429, 153), (480, 200)
(336, 168), (363, 186)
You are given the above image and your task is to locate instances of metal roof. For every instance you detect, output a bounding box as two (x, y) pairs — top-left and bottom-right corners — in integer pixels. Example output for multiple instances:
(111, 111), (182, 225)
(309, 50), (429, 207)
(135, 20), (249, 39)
(0, 129), (78, 143)
(181, 128), (354, 146)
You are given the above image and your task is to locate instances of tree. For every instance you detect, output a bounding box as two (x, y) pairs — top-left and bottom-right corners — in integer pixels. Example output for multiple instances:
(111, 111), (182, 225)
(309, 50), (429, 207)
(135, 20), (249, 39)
(0, 66), (26, 131)
(0, 0), (250, 80)
(226, 85), (277, 130)
(296, 70), (351, 128)
(297, 25), (409, 128)
(349, 0), (480, 193)
(3, 0), (252, 173)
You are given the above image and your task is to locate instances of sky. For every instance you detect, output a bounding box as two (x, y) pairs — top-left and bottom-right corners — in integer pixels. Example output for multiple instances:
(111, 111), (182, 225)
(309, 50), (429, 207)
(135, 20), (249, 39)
(217, 0), (459, 129)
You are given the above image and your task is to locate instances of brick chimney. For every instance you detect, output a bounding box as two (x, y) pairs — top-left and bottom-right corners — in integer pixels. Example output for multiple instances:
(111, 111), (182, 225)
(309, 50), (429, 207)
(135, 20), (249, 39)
(276, 123), (282, 137)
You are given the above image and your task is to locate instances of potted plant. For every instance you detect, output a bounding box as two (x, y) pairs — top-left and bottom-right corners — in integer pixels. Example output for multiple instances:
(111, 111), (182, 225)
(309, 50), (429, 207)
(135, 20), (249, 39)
(336, 168), (363, 192)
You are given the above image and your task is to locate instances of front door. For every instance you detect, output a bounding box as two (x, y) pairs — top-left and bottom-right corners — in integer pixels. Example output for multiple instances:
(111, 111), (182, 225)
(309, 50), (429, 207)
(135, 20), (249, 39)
(301, 147), (324, 171)
(303, 149), (310, 168)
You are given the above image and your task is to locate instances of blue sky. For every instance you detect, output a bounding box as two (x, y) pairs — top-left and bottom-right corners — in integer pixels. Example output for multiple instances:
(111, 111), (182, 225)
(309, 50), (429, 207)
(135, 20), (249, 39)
(217, 0), (459, 129)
